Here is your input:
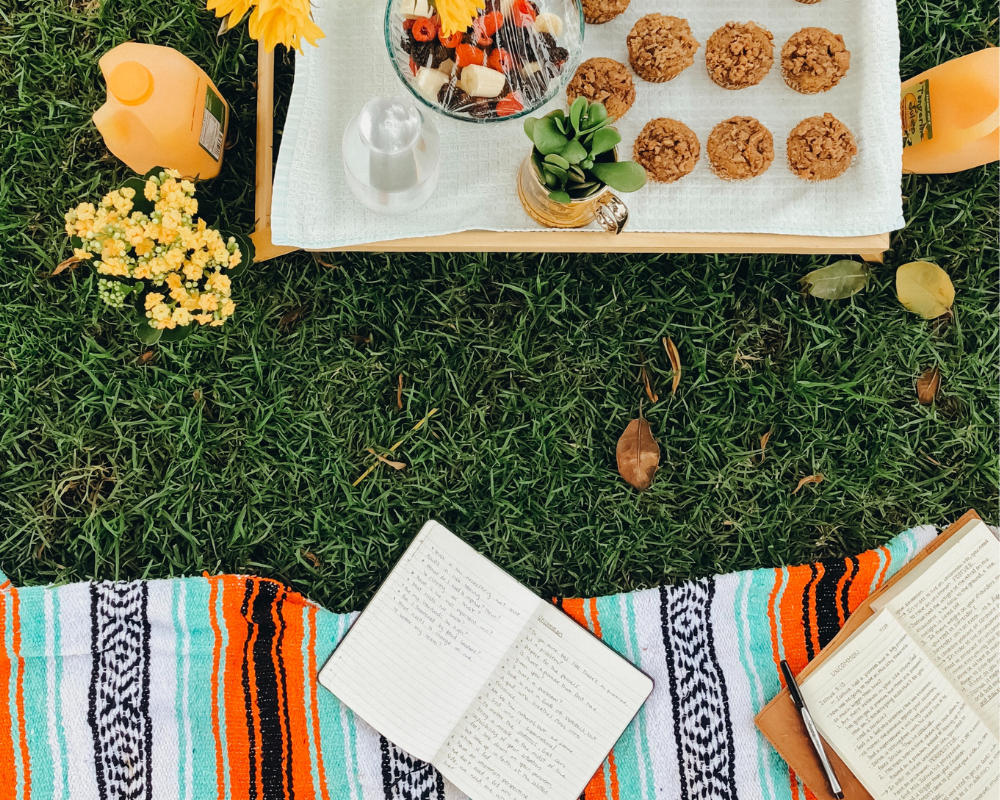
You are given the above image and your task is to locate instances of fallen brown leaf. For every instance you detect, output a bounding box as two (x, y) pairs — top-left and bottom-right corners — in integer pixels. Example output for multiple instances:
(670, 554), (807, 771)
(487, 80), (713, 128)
(616, 418), (660, 491)
(792, 474), (824, 494)
(397, 374), (404, 410)
(52, 255), (83, 276)
(759, 428), (772, 462)
(312, 253), (339, 269)
(662, 336), (681, 395)
(136, 351), (156, 366)
(278, 303), (309, 333)
(639, 352), (658, 404)
(348, 334), (371, 348)
(353, 408), (438, 486)
(301, 549), (321, 568)
(366, 448), (406, 470)
(916, 366), (942, 405)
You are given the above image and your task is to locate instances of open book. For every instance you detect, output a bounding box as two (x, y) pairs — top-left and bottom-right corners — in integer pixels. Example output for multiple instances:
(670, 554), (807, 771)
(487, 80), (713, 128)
(796, 518), (999, 800)
(318, 521), (654, 800)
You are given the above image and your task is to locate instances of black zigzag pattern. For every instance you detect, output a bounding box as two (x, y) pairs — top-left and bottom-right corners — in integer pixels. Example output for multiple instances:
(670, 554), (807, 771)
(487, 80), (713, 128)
(379, 736), (446, 800)
(88, 581), (153, 800)
(660, 579), (738, 800)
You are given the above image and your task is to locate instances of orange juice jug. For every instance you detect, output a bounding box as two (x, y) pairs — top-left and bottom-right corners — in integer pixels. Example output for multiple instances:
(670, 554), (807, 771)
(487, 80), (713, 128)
(93, 42), (229, 180)
(901, 48), (999, 174)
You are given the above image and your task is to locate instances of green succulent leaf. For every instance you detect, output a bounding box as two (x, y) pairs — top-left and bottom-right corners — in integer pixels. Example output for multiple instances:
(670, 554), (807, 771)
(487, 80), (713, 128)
(523, 117), (537, 140)
(568, 165), (587, 183)
(581, 158), (594, 169)
(548, 190), (572, 204)
(544, 153), (570, 170)
(137, 320), (162, 346)
(161, 323), (195, 342)
(543, 162), (568, 180)
(532, 117), (569, 155)
(569, 97), (587, 134)
(545, 109), (566, 121)
(226, 231), (255, 278)
(581, 103), (608, 131)
(560, 139), (588, 165)
(589, 160), (647, 193)
(542, 170), (561, 189)
(553, 115), (567, 134)
(590, 127), (621, 157)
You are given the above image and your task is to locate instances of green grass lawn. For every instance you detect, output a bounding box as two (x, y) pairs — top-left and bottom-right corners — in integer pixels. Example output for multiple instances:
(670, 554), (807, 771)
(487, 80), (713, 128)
(0, 0), (996, 612)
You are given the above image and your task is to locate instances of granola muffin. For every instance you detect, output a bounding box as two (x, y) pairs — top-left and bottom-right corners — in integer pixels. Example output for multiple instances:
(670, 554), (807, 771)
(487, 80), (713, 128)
(566, 58), (636, 120)
(706, 117), (774, 180)
(786, 113), (858, 181)
(633, 118), (700, 183)
(627, 14), (700, 83)
(705, 22), (774, 89)
(781, 28), (851, 94)
(581, 0), (629, 24)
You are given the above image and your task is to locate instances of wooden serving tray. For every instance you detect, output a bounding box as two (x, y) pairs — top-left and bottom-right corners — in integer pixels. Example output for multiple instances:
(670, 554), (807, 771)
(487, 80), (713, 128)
(252, 43), (891, 263)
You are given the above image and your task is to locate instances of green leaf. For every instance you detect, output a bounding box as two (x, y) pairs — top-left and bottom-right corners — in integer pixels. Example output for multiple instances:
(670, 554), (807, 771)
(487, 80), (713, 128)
(896, 261), (955, 318)
(553, 115), (567, 134)
(120, 176), (154, 215)
(590, 128), (621, 157)
(543, 162), (568, 181)
(523, 117), (537, 140)
(545, 109), (566, 121)
(542, 170), (561, 189)
(548, 191), (572, 204)
(531, 117), (569, 155)
(544, 153), (570, 170)
(567, 165), (586, 183)
(581, 158), (594, 169)
(589, 161), (647, 193)
(136, 320), (162, 345)
(560, 139), (588, 165)
(161, 324), (195, 342)
(569, 96), (587, 134)
(581, 102), (608, 131)
(226, 231), (255, 278)
(801, 260), (872, 300)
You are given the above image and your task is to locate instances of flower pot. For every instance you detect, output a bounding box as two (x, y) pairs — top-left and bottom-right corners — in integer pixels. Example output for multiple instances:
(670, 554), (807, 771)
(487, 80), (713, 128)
(516, 150), (629, 233)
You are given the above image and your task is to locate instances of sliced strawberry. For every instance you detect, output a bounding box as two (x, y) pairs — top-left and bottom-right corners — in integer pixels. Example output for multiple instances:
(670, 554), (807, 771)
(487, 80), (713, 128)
(496, 92), (524, 117)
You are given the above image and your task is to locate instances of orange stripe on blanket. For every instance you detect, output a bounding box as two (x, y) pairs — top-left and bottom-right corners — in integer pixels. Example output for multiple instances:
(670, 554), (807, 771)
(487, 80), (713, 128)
(208, 577), (226, 800)
(281, 594), (315, 800)
(778, 565), (814, 673)
(847, 550), (880, 613)
(218, 575), (255, 800)
(0, 591), (16, 800)
(560, 598), (588, 628)
(306, 606), (331, 800)
(11, 590), (30, 800)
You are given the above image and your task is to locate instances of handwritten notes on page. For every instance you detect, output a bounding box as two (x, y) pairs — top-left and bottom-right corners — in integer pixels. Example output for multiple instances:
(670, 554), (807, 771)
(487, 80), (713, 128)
(801, 612), (999, 800)
(318, 521), (538, 761)
(318, 520), (653, 800)
(440, 603), (653, 800)
(877, 521), (999, 735)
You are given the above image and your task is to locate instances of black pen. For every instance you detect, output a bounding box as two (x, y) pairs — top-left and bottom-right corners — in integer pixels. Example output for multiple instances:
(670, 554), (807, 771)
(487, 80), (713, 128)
(780, 660), (844, 800)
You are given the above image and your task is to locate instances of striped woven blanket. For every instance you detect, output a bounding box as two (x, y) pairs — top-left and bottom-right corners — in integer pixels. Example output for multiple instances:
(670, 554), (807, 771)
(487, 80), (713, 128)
(0, 525), (935, 800)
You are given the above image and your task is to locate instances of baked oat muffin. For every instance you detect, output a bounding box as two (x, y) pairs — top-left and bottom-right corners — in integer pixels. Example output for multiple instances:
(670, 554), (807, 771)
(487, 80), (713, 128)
(781, 27), (851, 94)
(786, 113), (858, 181)
(566, 58), (636, 120)
(627, 14), (700, 83)
(705, 22), (774, 89)
(707, 117), (774, 180)
(581, 0), (629, 25)
(633, 118), (700, 183)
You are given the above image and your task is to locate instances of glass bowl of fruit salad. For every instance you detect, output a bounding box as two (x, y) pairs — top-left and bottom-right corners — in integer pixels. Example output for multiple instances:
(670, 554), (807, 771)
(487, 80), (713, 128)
(385, 0), (584, 123)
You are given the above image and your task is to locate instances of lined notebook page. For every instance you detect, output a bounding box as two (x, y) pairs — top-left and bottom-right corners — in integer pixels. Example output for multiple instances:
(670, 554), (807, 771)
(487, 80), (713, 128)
(801, 611), (999, 800)
(871, 521), (1000, 735)
(439, 602), (654, 800)
(318, 521), (538, 761)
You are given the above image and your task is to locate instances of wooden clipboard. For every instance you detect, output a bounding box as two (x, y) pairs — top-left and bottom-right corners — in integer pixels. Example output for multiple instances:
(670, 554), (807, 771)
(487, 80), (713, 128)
(754, 509), (984, 800)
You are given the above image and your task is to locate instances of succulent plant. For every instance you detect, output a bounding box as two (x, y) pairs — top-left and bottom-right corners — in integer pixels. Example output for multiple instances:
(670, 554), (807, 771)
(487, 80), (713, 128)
(523, 97), (647, 203)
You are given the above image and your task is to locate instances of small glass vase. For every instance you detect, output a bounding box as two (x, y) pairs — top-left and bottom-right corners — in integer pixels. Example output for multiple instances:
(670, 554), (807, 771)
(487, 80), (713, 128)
(516, 152), (629, 234)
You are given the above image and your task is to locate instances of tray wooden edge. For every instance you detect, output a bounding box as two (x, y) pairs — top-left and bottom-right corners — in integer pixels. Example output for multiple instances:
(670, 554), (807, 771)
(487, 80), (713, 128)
(252, 41), (890, 263)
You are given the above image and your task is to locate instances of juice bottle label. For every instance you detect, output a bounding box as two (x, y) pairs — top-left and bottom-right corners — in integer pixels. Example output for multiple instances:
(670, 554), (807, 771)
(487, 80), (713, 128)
(901, 79), (933, 148)
(199, 85), (226, 161)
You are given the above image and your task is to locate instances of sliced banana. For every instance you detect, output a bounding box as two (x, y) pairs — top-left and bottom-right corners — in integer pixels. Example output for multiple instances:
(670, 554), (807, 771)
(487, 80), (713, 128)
(415, 67), (450, 102)
(460, 65), (506, 98)
(533, 12), (563, 36)
(412, 0), (431, 16)
(522, 61), (543, 77)
(398, 0), (416, 17)
(437, 58), (457, 76)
